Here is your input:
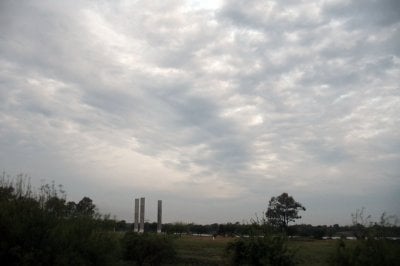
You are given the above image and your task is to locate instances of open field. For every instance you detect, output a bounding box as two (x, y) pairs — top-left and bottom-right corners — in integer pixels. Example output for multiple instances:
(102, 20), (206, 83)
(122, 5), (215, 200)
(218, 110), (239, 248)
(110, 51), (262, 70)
(173, 235), (231, 265)
(173, 235), (341, 265)
(289, 239), (337, 266)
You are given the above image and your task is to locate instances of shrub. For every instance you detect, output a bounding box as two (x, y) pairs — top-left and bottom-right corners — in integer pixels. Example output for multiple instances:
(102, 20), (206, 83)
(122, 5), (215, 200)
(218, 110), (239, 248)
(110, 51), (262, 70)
(0, 175), (121, 265)
(330, 238), (400, 266)
(330, 208), (400, 266)
(226, 235), (297, 266)
(122, 232), (176, 265)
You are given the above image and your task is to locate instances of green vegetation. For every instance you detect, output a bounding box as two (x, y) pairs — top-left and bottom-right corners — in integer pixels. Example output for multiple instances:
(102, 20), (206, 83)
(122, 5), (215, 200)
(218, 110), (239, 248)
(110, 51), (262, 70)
(173, 235), (229, 265)
(172, 237), (400, 266)
(327, 207), (400, 266)
(266, 193), (306, 232)
(1, 175), (399, 265)
(330, 236), (400, 266)
(290, 239), (339, 266)
(122, 232), (176, 265)
(0, 175), (121, 265)
(173, 237), (336, 265)
(227, 235), (297, 266)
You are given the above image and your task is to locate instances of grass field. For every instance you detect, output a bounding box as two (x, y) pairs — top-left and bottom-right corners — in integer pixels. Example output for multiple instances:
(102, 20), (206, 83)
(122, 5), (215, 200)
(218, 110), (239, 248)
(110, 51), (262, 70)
(173, 235), (231, 265)
(289, 239), (337, 266)
(173, 235), (340, 265)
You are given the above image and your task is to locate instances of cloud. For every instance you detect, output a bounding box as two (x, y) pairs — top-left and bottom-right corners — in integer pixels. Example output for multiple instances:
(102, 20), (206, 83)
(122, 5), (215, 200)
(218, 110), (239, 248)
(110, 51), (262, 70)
(0, 0), (399, 224)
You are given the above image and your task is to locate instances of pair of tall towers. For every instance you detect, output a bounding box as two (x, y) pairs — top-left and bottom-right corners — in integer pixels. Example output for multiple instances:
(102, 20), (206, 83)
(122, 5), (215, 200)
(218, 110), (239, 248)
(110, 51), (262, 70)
(133, 197), (162, 233)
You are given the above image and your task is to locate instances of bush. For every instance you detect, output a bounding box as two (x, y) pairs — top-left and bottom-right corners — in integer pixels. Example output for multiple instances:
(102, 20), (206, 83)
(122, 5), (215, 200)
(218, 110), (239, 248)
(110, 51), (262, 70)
(122, 232), (176, 265)
(330, 238), (400, 266)
(0, 175), (121, 265)
(330, 208), (400, 266)
(226, 235), (297, 266)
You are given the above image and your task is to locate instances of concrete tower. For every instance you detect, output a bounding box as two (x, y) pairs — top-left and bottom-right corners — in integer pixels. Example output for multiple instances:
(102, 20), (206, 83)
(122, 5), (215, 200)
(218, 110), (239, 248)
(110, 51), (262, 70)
(134, 198), (139, 232)
(139, 197), (145, 233)
(157, 200), (162, 233)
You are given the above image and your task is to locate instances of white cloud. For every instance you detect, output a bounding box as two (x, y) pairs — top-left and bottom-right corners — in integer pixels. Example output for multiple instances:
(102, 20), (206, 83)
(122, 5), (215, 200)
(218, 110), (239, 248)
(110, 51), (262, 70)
(0, 0), (399, 224)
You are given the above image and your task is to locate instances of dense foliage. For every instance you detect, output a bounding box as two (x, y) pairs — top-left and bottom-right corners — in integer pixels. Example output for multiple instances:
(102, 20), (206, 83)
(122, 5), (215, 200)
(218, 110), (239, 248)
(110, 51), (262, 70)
(329, 208), (400, 266)
(266, 193), (306, 232)
(226, 235), (297, 266)
(0, 175), (180, 266)
(122, 232), (176, 265)
(0, 176), (121, 265)
(330, 237), (400, 266)
(2, 176), (399, 265)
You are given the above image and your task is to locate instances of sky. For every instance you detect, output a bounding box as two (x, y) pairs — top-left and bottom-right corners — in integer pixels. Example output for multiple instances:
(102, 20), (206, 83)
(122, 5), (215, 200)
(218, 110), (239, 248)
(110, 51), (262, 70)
(0, 0), (399, 225)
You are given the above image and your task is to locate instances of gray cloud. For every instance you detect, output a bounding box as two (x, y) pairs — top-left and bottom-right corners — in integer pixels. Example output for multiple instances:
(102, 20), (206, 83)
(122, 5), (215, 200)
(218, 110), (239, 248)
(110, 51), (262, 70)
(0, 0), (399, 224)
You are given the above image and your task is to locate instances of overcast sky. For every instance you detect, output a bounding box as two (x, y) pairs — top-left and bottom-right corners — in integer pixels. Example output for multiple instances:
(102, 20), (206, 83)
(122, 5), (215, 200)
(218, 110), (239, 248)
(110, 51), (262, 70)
(1, 0), (399, 225)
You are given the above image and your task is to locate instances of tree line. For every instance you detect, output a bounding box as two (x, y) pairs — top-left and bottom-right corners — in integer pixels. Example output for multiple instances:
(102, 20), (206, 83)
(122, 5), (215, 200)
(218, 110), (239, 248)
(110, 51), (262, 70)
(121, 221), (399, 239)
(0, 175), (176, 265)
(1, 175), (399, 265)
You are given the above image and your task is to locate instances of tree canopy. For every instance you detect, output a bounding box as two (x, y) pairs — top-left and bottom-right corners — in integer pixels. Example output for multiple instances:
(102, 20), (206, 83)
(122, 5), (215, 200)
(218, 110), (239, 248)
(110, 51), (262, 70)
(266, 192), (306, 231)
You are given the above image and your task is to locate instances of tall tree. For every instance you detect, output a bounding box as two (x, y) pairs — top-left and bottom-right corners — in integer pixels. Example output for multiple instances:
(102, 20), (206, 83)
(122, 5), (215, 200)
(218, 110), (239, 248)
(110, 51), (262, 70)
(76, 197), (96, 217)
(266, 192), (305, 231)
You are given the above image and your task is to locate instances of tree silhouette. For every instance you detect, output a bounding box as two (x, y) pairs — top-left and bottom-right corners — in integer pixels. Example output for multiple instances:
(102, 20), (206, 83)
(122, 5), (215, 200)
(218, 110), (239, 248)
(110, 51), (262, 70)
(76, 196), (96, 217)
(266, 193), (305, 232)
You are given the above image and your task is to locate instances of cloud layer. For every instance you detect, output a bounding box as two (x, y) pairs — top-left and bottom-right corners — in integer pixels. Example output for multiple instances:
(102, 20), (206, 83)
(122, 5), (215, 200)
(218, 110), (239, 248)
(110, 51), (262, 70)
(1, 0), (399, 224)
